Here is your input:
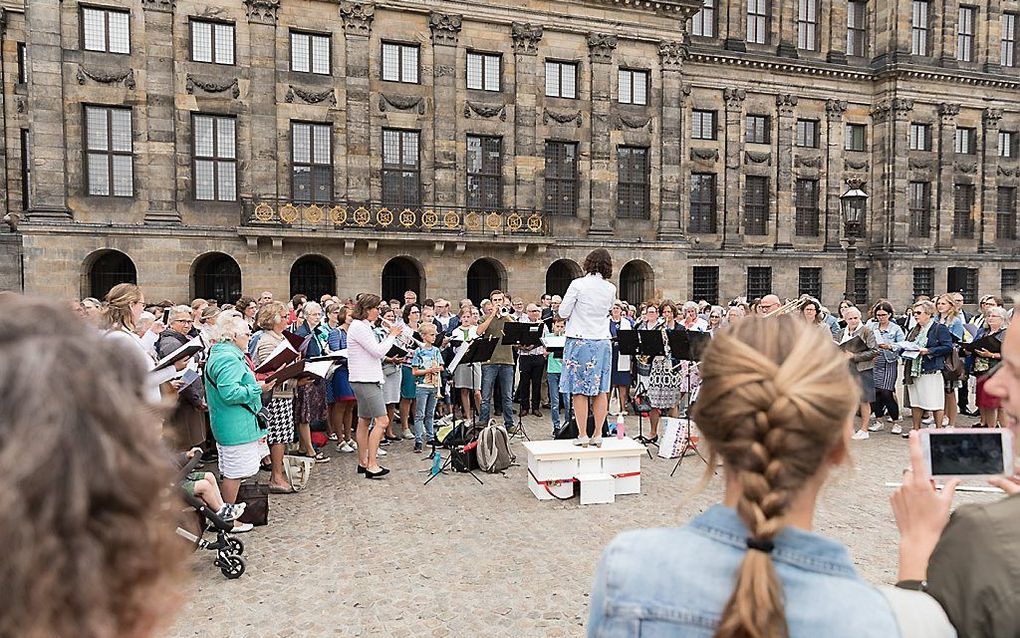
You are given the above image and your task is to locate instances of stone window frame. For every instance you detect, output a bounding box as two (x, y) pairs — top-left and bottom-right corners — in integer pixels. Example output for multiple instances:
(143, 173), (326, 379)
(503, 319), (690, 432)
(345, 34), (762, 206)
(947, 267), (978, 303)
(83, 104), (134, 198)
(291, 121), (333, 204)
(996, 185), (1017, 240)
(16, 42), (27, 84)
(466, 134), (503, 210)
(1001, 268), (1020, 302)
(1003, 13), (1018, 67)
(80, 4), (131, 55)
(911, 0), (931, 57)
(617, 68), (649, 106)
(798, 267), (822, 299)
(908, 180), (932, 237)
(544, 60), (578, 99)
(745, 114), (771, 145)
(381, 41), (420, 84)
(795, 118), (819, 148)
(796, 0), (820, 52)
(957, 5), (977, 63)
(746, 266), (772, 300)
(290, 30), (331, 75)
(953, 182), (976, 238)
(616, 145), (650, 220)
(190, 18), (235, 66)
(847, 0), (868, 57)
(954, 126), (977, 155)
(689, 172), (718, 233)
(382, 128), (421, 211)
(845, 123), (867, 151)
(794, 178), (820, 236)
(466, 51), (502, 92)
(746, 0), (769, 45)
(909, 122), (932, 151)
(543, 140), (579, 217)
(691, 0), (717, 38)
(692, 266), (720, 305)
(913, 267), (935, 299)
(998, 130), (1016, 158)
(744, 175), (769, 235)
(192, 113), (237, 203)
(691, 109), (718, 140)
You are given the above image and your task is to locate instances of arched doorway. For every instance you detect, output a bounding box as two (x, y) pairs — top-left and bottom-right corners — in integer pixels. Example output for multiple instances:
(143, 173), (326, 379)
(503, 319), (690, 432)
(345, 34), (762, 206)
(86, 250), (137, 300)
(381, 256), (423, 303)
(467, 258), (506, 306)
(545, 259), (581, 298)
(290, 255), (336, 301)
(619, 260), (654, 305)
(192, 253), (242, 304)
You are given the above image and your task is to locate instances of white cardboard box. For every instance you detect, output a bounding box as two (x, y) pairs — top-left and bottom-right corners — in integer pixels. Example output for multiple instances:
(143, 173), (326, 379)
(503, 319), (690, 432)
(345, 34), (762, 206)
(578, 473), (615, 505)
(523, 439), (645, 503)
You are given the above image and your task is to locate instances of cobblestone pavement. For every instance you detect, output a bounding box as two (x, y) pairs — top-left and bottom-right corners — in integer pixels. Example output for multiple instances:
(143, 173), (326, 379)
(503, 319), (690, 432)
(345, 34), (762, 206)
(168, 414), (994, 638)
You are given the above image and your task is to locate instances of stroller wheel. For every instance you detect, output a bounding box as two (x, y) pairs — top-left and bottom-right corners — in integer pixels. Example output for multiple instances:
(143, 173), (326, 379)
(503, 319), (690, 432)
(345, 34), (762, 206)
(227, 537), (244, 556)
(217, 553), (245, 579)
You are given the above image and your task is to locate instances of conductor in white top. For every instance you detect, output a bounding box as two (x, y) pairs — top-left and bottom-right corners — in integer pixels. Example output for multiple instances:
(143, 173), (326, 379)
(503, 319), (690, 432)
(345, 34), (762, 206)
(558, 248), (617, 448)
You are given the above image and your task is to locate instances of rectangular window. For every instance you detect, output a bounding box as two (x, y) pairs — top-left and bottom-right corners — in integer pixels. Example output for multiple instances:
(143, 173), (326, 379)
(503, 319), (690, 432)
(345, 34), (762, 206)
(382, 129), (421, 211)
(692, 266), (720, 305)
(913, 267), (935, 299)
(692, 110), (717, 140)
(947, 267), (978, 304)
(291, 32), (330, 74)
(191, 20), (234, 65)
(797, 0), (818, 51)
(846, 123), (866, 151)
(798, 267), (822, 299)
(912, 1), (930, 56)
(855, 268), (870, 304)
(466, 135), (502, 209)
(689, 173), (718, 233)
(617, 146), (650, 219)
(997, 186), (1017, 240)
(999, 131), (1015, 158)
(20, 129), (29, 210)
(291, 122), (331, 204)
(909, 123), (932, 151)
(745, 176), (769, 235)
(544, 141), (578, 216)
(84, 105), (133, 197)
(745, 114), (771, 144)
(909, 181), (932, 237)
(381, 42), (418, 83)
(16, 42), (27, 84)
(747, 266), (772, 300)
(692, 0), (716, 37)
(82, 6), (130, 54)
(1003, 13), (1017, 67)
(618, 69), (648, 106)
(954, 183), (976, 238)
(1002, 269), (1020, 303)
(955, 127), (976, 155)
(847, 1), (867, 56)
(544, 61), (577, 99)
(467, 52), (501, 92)
(795, 178), (819, 237)
(193, 114), (236, 202)
(747, 0), (768, 44)
(795, 119), (819, 148)
(957, 6), (976, 62)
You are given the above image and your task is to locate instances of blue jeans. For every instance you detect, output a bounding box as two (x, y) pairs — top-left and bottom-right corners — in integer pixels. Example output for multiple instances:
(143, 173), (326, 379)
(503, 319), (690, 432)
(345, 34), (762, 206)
(413, 386), (438, 444)
(480, 363), (515, 428)
(547, 372), (572, 433)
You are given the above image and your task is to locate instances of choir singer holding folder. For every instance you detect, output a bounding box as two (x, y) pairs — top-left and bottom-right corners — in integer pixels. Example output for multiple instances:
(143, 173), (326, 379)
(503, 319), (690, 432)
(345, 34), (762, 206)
(348, 294), (403, 479)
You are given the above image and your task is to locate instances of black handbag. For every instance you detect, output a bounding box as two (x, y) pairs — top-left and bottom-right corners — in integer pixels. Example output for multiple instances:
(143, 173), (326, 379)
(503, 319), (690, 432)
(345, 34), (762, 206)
(236, 482), (269, 526)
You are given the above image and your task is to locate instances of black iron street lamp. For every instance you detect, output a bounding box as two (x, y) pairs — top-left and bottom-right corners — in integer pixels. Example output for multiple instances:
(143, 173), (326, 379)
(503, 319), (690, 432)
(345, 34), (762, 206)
(840, 180), (867, 303)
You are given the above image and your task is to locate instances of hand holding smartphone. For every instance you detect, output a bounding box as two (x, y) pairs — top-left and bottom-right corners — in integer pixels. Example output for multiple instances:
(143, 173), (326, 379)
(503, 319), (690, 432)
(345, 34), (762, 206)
(919, 428), (1015, 479)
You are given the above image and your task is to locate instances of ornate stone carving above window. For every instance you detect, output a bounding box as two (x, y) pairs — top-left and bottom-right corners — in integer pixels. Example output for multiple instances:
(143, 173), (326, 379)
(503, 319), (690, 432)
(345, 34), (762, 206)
(77, 65), (136, 89)
(186, 74), (240, 98)
(690, 148), (719, 162)
(286, 86), (337, 106)
(744, 150), (772, 165)
(339, 2), (374, 36)
(429, 12), (462, 46)
(464, 101), (506, 121)
(511, 23), (543, 55)
(617, 114), (652, 130)
(243, 0), (280, 24)
(938, 102), (961, 121)
(845, 158), (869, 171)
(795, 155), (822, 168)
(658, 41), (687, 70)
(775, 93), (797, 116)
(587, 33), (618, 64)
(140, 0), (174, 12)
(723, 88), (746, 109)
(955, 160), (978, 174)
(985, 108), (1004, 128)
(999, 166), (1019, 177)
(543, 108), (582, 127)
(825, 98), (847, 120)
(378, 93), (425, 114)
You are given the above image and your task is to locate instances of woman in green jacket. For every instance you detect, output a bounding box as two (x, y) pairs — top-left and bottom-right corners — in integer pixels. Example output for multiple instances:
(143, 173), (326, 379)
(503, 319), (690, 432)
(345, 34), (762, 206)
(205, 313), (275, 503)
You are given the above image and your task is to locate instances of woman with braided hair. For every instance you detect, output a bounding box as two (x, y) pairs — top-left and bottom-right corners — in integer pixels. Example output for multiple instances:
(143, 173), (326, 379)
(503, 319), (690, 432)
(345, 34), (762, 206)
(589, 315), (952, 637)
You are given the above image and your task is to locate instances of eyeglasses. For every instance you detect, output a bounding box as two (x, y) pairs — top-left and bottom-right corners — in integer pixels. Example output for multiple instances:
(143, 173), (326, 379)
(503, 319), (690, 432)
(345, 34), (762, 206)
(173, 319), (194, 324)
(912, 311), (924, 315)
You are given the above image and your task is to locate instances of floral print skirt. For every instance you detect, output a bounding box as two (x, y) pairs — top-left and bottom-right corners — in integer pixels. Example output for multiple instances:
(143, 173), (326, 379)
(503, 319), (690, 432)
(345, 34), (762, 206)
(559, 337), (612, 397)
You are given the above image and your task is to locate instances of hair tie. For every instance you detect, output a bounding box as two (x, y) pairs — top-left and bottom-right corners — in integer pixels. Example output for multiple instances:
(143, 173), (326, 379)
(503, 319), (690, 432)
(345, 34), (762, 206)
(746, 537), (775, 554)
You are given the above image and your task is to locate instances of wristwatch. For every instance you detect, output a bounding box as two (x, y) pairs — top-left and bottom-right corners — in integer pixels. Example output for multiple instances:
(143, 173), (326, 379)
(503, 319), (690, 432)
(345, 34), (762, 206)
(895, 579), (928, 592)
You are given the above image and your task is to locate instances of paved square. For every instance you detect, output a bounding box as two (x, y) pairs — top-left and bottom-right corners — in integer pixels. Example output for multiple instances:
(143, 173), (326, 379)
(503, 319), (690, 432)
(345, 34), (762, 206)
(169, 415), (992, 638)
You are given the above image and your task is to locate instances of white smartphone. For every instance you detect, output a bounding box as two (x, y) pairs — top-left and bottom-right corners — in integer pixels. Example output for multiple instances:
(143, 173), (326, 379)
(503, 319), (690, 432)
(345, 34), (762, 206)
(919, 428), (1015, 479)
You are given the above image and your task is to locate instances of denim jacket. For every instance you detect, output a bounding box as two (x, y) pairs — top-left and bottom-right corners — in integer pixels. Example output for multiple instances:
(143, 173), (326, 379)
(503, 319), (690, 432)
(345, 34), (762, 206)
(588, 505), (900, 638)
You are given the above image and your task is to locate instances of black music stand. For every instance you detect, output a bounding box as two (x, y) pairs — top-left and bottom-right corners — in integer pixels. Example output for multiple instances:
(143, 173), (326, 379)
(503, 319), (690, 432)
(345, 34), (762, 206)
(501, 324), (545, 441)
(617, 330), (663, 458)
(666, 330), (712, 476)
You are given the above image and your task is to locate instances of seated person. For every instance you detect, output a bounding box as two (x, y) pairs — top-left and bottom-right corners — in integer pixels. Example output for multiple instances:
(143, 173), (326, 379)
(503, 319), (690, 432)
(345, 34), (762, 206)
(588, 315), (951, 637)
(176, 447), (248, 530)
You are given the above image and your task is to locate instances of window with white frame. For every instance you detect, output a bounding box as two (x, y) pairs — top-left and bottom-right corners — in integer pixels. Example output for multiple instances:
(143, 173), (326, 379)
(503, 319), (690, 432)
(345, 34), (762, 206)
(193, 114), (236, 202)
(955, 127), (977, 155)
(1000, 131), (1016, 158)
(795, 119), (819, 148)
(544, 61), (577, 99)
(957, 6), (976, 62)
(797, 0), (818, 51)
(1003, 13), (1017, 67)
(381, 42), (418, 83)
(82, 6), (130, 54)
(618, 69), (648, 105)
(191, 20), (234, 65)
(292, 122), (332, 203)
(692, 0), (716, 37)
(85, 106), (133, 197)
(746, 0), (768, 44)
(692, 110), (717, 140)
(467, 52), (501, 91)
(909, 123), (932, 151)
(847, 1), (867, 56)
(291, 32), (330, 74)
(912, 1), (930, 56)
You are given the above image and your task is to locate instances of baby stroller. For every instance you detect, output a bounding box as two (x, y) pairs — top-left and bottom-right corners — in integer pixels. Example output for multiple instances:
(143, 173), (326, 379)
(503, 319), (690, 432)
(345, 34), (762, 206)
(173, 454), (246, 579)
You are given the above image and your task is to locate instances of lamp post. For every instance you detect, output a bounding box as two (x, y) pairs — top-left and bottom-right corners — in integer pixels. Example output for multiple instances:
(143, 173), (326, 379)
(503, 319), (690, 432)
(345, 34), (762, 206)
(840, 181), (867, 304)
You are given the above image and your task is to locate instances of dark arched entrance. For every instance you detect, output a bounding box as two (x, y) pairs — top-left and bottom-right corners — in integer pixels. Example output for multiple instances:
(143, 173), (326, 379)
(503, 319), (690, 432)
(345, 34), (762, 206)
(290, 255), (335, 301)
(87, 250), (137, 300)
(381, 256), (422, 303)
(193, 253), (242, 304)
(545, 259), (581, 298)
(619, 260), (654, 305)
(467, 258), (505, 306)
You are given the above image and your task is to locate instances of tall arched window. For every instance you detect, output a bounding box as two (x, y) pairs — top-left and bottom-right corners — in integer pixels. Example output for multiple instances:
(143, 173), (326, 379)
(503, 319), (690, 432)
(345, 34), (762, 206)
(86, 250), (137, 300)
(545, 259), (581, 297)
(467, 258), (506, 306)
(193, 253), (242, 304)
(619, 260), (654, 305)
(381, 256), (423, 303)
(290, 255), (336, 301)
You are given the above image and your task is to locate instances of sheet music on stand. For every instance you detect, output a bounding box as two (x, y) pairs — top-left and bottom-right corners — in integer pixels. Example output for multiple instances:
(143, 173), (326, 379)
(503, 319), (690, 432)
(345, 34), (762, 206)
(616, 329), (666, 358)
(447, 337), (497, 373)
(666, 330), (711, 362)
(541, 334), (566, 359)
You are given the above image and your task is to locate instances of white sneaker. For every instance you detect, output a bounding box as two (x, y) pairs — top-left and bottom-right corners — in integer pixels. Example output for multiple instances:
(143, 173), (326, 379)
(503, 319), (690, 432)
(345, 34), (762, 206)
(402, 429), (415, 440)
(350, 440), (358, 450)
(891, 423), (903, 435)
(851, 429), (870, 441)
(942, 417), (950, 426)
(377, 447), (387, 456)
(887, 417), (897, 423)
(868, 420), (885, 432)
(922, 417), (934, 426)
(338, 442), (355, 453)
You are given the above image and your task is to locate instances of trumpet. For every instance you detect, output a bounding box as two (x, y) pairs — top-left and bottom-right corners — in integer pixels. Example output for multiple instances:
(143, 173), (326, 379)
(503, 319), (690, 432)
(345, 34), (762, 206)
(497, 305), (514, 319)
(763, 295), (813, 318)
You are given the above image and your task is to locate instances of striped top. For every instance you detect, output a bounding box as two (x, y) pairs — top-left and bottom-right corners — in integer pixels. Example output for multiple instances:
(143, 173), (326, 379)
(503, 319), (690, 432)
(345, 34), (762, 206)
(347, 319), (396, 384)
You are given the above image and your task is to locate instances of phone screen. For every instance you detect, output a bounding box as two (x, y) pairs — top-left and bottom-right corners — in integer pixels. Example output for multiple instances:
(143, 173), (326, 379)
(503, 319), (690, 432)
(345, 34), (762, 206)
(162, 307), (171, 325)
(930, 433), (1005, 475)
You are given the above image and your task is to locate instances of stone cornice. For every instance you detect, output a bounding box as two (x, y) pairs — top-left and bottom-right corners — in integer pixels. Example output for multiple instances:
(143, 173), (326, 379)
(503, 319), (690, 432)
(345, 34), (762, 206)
(581, 0), (702, 20)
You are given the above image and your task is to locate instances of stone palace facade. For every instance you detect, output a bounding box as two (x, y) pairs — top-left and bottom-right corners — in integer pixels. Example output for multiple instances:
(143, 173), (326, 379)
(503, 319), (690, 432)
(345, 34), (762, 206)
(0, 0), (1018, 307)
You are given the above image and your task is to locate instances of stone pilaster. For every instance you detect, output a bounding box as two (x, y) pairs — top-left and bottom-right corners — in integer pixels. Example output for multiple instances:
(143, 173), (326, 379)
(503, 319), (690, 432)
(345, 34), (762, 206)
(938, 0), (959, 67)
(774, 93), (797, 247)
(827, 0), (848, 63)
(721, 87), (746, 249)
(587, 33), (616, 236)
(980, 108), (1003, 251)
(340, 2), (374, 202)
(512, 22), (542, 212)
(26, 0), (70, 219)
(823, 98), (847, 249)
(430, 12), (462, 207)
(984, 0), (1003, 74)
(244, 0), (281, 203)
(889, 98), (914, 248)
(935, 102), (960, 251)
(723, 0), (746, 51)
(777, 0), (799, 58)
(658, 41), (686, 240)
(142, 0), (179, 223)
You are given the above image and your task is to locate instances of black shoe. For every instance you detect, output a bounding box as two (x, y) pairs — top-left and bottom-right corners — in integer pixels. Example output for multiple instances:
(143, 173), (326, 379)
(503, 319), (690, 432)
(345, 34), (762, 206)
(519, 408), (530, 417)
(384, 435), (401, 442)
(357, 465), (366, 474)
(542, 402), (551, 409)
(532, 409), (543, 418)
(961, 408), (980, 417)
(380, 438), (392, 447)
(413, 442), (423, 453)
(364, 467), (390, 479)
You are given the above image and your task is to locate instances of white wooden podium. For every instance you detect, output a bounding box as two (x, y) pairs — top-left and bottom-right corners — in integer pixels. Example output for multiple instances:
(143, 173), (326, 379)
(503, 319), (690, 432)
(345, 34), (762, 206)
(522, 438), (645, 505)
